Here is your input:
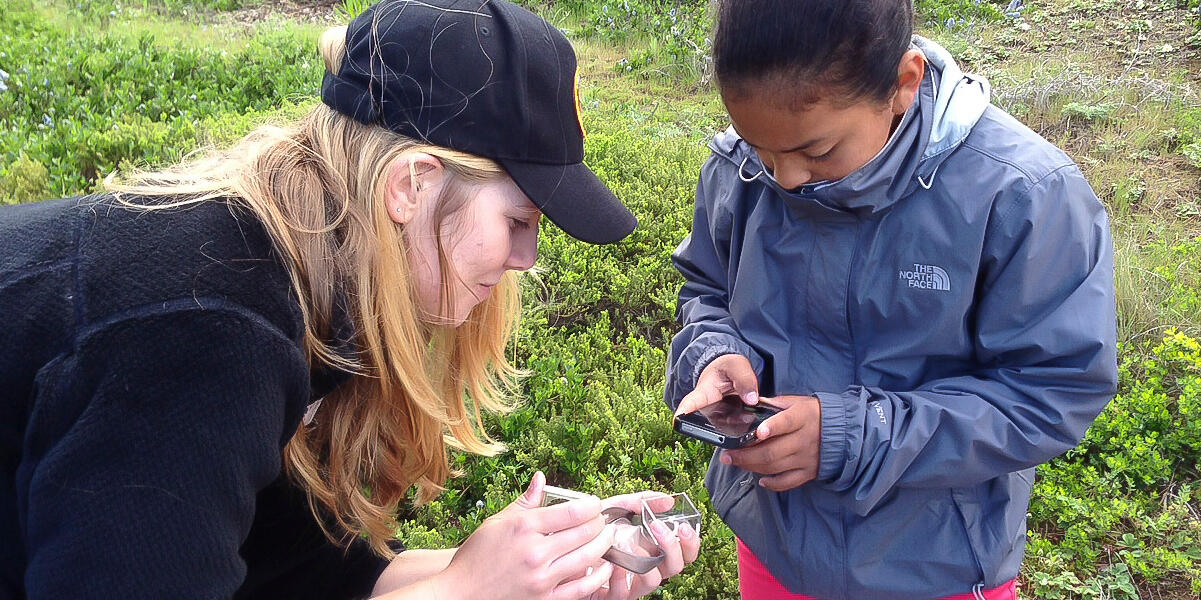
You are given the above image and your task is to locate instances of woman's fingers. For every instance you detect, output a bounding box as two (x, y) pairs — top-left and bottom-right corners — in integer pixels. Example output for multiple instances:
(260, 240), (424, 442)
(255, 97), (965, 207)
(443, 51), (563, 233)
(537, 512), (609, 564)
(627, 567), (663, 598)
(495, 471), (549, 516)
(678, 522), (700, 564)
(604, 559), (631, 599)
(647, 520), (686, 577)
(548, 518), (617, 582)
(600, 491), (672, 515)
(526, 496), (604, 534)
(552, 560), (613, 600)
(625, 520), (699, 598)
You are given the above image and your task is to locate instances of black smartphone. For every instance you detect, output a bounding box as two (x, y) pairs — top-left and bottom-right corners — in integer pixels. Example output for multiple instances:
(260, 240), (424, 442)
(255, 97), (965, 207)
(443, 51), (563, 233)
(673, 394), (780, 449)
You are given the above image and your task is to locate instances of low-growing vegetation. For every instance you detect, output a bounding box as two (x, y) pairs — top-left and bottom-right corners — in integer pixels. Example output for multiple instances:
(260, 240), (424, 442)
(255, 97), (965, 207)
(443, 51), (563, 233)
(2, 0), (1199, 597)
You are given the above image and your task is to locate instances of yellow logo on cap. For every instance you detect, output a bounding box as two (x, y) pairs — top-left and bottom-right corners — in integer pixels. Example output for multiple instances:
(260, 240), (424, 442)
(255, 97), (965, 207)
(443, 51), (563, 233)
(572, 69), (586, 138)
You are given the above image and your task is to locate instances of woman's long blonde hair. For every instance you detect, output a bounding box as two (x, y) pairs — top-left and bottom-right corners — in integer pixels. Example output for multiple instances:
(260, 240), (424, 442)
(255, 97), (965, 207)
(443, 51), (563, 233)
(109, 25), (523, 556)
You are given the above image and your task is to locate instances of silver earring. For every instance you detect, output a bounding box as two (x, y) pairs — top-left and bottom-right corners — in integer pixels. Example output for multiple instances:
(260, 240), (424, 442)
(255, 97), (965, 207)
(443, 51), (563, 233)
(395, 206), (403, 213)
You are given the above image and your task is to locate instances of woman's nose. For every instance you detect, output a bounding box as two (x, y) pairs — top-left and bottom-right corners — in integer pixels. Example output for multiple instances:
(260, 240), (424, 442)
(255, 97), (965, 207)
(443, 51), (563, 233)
(505, 229), (538, 271)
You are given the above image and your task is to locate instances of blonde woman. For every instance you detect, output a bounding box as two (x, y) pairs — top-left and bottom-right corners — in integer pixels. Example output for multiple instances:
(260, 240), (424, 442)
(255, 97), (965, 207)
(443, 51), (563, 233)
(0, 1), (698, 598)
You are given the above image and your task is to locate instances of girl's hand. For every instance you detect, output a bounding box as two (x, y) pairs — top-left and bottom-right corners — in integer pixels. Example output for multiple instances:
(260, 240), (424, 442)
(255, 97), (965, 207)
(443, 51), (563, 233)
(722, 395), (821, 491)
(675, 353), (760, 418)
(586, 492), (702, 599)
(434, 472), (617, 600)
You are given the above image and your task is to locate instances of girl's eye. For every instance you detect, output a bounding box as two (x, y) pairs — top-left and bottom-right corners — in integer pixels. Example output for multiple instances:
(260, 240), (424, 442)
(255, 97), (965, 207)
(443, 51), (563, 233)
(509, 217), (531, 231)
(806, 148), (834, 163)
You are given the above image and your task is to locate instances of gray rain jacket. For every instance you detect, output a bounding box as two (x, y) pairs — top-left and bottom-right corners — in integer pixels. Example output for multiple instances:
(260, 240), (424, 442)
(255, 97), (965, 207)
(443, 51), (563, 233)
(665, 37), (1116, 599)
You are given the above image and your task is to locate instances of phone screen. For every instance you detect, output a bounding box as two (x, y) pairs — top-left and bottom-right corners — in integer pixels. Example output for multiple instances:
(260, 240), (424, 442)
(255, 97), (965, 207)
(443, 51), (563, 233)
(685, 395), (776, 436)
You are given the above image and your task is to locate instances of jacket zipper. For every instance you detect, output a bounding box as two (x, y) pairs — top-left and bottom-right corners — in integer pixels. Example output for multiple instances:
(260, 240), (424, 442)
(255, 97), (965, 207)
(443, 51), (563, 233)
(949, 491), (989, 597)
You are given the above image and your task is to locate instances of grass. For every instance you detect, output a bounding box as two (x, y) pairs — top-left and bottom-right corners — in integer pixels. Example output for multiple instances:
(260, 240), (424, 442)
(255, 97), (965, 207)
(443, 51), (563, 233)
(47, 1), (318, 53)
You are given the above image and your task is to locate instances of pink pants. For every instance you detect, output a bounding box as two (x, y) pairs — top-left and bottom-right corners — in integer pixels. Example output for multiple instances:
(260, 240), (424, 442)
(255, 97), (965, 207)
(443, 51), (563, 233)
(737, 539), (1018, 600)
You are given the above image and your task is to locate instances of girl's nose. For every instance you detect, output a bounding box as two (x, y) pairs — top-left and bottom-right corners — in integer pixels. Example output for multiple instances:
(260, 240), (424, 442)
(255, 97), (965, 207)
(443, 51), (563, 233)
(769, 157), (812, 190)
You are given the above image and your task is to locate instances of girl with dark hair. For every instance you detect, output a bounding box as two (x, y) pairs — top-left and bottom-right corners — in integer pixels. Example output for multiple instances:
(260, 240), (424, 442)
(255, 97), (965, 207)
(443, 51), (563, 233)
(1, 0), (697, 598)
(666, 0), (1116, 598)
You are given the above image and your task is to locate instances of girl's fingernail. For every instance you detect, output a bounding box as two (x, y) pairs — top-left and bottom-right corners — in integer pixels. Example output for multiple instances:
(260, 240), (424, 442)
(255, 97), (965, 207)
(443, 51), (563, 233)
(678, 523), (695, 539)
(757, 424), (770, 438)
(720, 453), (732, 465)
(745, 391), (759, 405)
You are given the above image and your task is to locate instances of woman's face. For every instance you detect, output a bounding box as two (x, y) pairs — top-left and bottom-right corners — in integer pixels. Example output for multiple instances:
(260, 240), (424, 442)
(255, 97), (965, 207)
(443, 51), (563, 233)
(406, 174), (541, 325)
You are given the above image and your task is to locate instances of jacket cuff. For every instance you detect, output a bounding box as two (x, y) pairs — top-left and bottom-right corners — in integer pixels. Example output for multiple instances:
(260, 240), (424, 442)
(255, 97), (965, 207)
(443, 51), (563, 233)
(691, 343), (743, 388)
(815, 390), (853, 482)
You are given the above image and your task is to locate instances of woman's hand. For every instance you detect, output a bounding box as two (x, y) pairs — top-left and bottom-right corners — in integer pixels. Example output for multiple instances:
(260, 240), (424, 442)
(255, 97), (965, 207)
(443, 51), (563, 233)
(431, 472), (617, 600)
(586, 492), (701, 599)
(722, 395), (821, 491)
(674, 353), (760, 417)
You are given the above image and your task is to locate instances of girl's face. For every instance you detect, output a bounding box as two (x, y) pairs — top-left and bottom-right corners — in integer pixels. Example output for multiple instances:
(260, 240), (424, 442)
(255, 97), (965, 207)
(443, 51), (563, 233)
(401, 170), (541, 325)
(721, 52), (925, 190)
(724, 93), (901, 189)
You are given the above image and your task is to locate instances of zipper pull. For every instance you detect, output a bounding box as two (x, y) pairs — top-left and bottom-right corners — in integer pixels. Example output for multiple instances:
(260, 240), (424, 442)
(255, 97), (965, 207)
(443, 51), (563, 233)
(971, 582), (985, 600)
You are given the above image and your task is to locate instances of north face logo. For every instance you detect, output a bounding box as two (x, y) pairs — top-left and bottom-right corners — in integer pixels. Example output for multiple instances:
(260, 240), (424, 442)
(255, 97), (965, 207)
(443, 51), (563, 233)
(898, 263), (950, 291)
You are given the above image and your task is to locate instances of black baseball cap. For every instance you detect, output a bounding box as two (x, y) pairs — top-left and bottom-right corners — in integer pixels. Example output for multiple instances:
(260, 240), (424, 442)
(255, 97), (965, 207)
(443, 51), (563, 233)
(321, 0), (636, 244)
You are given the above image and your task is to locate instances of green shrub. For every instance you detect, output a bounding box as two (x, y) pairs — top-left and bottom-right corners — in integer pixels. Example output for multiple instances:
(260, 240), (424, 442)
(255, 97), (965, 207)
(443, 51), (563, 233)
(1024, 330), (1201, 596)
(519, 0), (1014, 81)
(916, 0), (1009, 27)
(1174, 107), (1201, 170)
(0, 1), (321, 197)
(1114, 229), (1201, 346)
(523, 0), (714, 80)
(1062, 101), (1116, 123)
(0, 154), (51, 204)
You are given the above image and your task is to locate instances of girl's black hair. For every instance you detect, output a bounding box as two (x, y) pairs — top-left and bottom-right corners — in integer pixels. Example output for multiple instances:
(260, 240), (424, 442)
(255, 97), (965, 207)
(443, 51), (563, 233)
(713, 0), (913, 107)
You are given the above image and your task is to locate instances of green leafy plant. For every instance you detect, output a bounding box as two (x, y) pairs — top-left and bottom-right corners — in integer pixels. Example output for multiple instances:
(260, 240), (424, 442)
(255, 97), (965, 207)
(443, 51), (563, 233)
(1025, 330), (1201, 595)
(0, 1), (321, 197)
(0, 154), (51, 204)
(917, 0), (1008, 27)
(1062, 101), (1116, 123)
(336, 0), (374, 22)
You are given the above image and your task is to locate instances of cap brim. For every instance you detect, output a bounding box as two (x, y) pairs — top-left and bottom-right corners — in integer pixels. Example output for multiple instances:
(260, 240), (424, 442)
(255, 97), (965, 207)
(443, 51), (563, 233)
(498, 159), (636, 245)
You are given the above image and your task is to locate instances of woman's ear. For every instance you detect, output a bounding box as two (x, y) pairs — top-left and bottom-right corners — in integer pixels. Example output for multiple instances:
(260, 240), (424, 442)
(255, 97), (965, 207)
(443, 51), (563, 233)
(385, 153), (445, 225)
(889, 49), (926, 116)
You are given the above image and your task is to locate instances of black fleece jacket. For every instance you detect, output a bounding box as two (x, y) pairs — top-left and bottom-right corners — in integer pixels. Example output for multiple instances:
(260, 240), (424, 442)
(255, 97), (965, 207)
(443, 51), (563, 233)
(0, 195), (392, 599)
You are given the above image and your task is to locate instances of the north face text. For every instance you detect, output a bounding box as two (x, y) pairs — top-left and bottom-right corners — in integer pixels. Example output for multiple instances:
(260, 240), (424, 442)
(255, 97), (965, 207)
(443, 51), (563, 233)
(898, 263), (951, 291)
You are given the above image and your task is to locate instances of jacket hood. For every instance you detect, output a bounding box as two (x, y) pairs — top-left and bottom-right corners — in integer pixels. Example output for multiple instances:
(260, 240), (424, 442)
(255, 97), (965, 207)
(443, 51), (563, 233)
(708, 36), (991, 215)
